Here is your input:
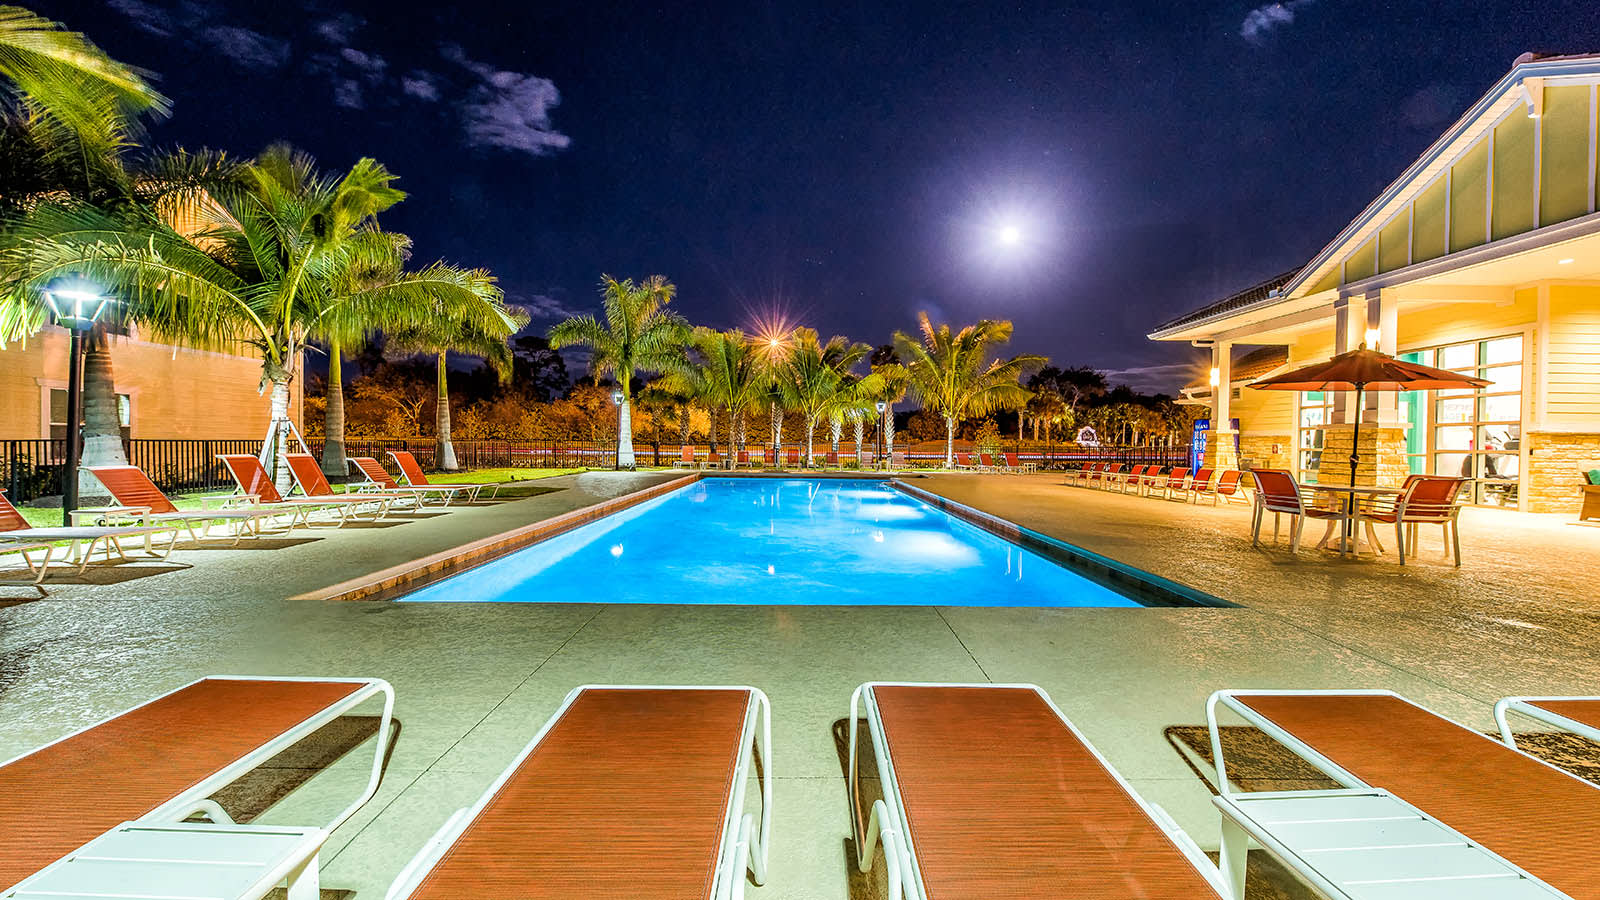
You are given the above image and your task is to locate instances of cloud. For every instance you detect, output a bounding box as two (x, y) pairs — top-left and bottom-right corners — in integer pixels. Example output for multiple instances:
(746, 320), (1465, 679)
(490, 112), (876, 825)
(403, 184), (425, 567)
(1098, 362), (1198, 394)
(314, 14), (364, 45)
(442, 44), (572, 156)
(340, 48), (388, 81)
(401, 72), (441, 102)
(106, 0), (173, 36)
(1240, 0), (1314, 44)
(513, 293), (589, 321)
(332, 79), (364, 109)
(104, 0), (288, 69)
(202, 25), (291, 70)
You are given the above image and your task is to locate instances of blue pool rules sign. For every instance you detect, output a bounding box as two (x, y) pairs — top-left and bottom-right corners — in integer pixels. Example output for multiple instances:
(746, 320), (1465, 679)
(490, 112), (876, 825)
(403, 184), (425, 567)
(1190, 418), (1239, 471)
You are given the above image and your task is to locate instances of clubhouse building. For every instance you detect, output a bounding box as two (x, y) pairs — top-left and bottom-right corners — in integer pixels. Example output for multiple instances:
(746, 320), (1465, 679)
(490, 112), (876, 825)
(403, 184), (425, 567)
(1151, 53), (1600, 513)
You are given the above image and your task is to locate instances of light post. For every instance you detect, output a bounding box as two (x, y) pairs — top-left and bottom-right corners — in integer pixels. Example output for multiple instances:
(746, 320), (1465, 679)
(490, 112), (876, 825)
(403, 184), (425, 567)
(610, 388), (624, 470)
(875, 400), (887, 470)
(43, 283), (113, 525)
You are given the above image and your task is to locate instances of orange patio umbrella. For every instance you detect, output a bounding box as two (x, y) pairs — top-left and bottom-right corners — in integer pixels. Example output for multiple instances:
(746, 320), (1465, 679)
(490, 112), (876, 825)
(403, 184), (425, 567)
(1250, 347), (1490, 487)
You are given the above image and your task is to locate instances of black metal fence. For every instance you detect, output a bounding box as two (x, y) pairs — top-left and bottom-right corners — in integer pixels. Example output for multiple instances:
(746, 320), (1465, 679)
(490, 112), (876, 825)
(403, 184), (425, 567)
(307, 438), (619, 472)
(2, 438), (263, 504)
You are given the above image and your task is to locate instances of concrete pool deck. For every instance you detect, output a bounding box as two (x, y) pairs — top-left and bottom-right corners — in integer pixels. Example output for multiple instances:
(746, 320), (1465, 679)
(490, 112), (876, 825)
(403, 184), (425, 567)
(1, 469), (1596, 898)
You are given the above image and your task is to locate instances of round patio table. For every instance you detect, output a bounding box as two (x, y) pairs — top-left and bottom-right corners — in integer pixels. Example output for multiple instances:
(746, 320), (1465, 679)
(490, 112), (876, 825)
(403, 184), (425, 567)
(1302, 483), (1403, 556)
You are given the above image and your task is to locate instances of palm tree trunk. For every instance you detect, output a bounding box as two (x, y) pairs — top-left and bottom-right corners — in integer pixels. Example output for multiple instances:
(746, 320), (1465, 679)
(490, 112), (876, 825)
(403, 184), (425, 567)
(320, 341), (346, 482)
(805, 415), (817, 466)
(78, 328), (127, 503)
(435, 354), (458, 470)
(678, 405), (690, 445)
(726, 406), (737, 469)
(617, 396), (636, 469)
(769, 401), (782, 453)
(265, 375), (294, 494)
(830, 414), (842, 453)
(944, 416), (956, 468)
(853, 415), (864, 465)
(883, 404), (895, 460)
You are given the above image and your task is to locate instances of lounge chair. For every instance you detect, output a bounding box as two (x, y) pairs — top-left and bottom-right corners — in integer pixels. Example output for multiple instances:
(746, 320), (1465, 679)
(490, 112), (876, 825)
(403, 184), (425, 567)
(1247, 469), (1342, 553)
(825, 450), (840, 469)
(1003, 452), (1036, 474)
(889, 450), (908, 470)
(1184, 467), (1215, 501)
(1119, 464), (1148, 494)
(83, 464), (300, 544)
(285, 453), (419, 513)
(676, 446), (698, 469)
(1068, 461), (1100, 486)
(1207, 688), (1597, 900)
(219, 453), (392, 523)
(736, 449), (751, 468)
(389, 450), (500, 501)
(349, 457), (468, 506)
(1353, 474), (1468, 565)
(849, 683), (1229, 900)
(1097, 462), (1124, 489)
(386, 685), (770, 900)
(1496, 695), (1600, 749)
(0, 675), (393, 898)
(1, 489), (180, 583)
(1158, 466), (1192, 500)
(785, 447), (801, 468)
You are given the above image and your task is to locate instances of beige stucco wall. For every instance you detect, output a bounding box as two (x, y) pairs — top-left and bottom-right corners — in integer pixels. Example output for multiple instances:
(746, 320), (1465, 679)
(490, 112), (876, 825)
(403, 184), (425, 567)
(0, 326), (302, 439)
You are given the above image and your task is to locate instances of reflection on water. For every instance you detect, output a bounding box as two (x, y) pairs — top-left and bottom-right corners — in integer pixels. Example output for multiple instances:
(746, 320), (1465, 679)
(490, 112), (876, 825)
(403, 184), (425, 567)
(405, 478), (1137, 607)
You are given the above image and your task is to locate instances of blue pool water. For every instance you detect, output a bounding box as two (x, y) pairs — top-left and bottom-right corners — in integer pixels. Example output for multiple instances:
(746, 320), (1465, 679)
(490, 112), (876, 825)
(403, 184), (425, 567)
(403, 478), (1140, 607)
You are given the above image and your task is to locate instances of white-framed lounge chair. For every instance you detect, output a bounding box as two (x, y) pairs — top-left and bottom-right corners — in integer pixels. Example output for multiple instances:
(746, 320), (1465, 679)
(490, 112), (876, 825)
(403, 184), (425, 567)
(388, 450), (499, 501)
(349, 457), (464, 506)
(849, 682), (1230, 900)
(83, 464), (304, 544)
(1495, 696), (1600, 750)
(388, 685), (769, 900)
(219, 454), (392, 524)
(1206, 688), (1597, 899)
(284, 452), (417, 511)
(0, 488), (181, 583)
(0, 675), (394, 899)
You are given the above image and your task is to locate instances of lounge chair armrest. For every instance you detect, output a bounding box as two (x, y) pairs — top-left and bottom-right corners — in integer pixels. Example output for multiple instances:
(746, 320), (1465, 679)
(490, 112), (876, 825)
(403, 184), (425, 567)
(69, 505), (152, 526)
(201, 493), (258, 509)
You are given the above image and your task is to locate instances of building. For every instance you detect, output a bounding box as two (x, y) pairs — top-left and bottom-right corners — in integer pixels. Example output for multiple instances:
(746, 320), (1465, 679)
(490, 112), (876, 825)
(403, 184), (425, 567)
(0, 324), (302, 443)
(1150, 53), (1600, 513)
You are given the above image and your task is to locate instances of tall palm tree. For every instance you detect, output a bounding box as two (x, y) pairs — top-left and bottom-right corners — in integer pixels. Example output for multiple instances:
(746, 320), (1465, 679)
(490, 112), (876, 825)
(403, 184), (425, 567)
(548, 275), (688, 470)
(893, 313), (1043, 468)
(774, 327), (869, 467)
(870, 361), (908, 464)
(672, 327), (765, 468)
(0, 6), (167, 137)
(384, 273), (523, 470)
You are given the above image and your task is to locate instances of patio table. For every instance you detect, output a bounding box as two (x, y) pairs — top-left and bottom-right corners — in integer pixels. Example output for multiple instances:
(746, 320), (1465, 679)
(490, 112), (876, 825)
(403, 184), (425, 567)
(1303, 484), (1401, 557)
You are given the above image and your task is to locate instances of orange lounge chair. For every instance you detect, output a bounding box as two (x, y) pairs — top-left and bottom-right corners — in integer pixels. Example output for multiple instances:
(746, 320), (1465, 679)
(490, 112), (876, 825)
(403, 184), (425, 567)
(1208, 689), (1598, 900)
(0, 676), (393, 896)
(0, 489), (180, 583)
(1120, 464), (1148, 494)
(387, 685), (770, 900)
(84, 465), (300, 544)
(388, 450), (499, 501)
(1191, 468), (1244, 505)
(1003, 452), (1036, 474)
(1496, 695), (1600, 750)
(285, 453), (418, 510)
(889, 449), (908, 470)
(219, 454), (392, 523)
(1158, 466), (1192, 500)
(676, 445), (698, 469)
(825, 450), (840, 469)
(736, 449), (751, 468)
(1069, 461), (1101, 486)
(1097, 461), (1124, 488)
(785, 447), (801, 468)
(349, 456), (471, 506)
(849, 683), (1229, 899)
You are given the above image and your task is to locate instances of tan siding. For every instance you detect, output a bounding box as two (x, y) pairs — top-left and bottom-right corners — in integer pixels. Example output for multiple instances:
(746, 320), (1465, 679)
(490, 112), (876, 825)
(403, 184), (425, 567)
(1491, 114), (1536, 241)
(1411, 178), (1448, 263)
(1343, 237), (1377, 284)
(1540, 85), (1594, 226)
(1377, 214), (1410, 274)
(1450, 138), (1490, 253)
(1545, 285), (1600, 425)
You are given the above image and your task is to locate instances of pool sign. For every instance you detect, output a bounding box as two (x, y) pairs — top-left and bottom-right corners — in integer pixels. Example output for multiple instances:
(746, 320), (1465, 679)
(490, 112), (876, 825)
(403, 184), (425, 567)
(1075, 425), (1100, 447)
(1190, 418), (1239, 471)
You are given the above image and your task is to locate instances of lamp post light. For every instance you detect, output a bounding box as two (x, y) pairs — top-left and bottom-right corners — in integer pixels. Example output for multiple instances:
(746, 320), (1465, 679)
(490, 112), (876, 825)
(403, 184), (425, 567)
(42, 284), (114, 525)
(875, 400), (887, 470)
(610, 388), (625, 470)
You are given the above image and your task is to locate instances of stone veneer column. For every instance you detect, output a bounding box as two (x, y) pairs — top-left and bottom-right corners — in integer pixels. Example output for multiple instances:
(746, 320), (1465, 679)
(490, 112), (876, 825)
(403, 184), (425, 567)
(1525, 432), (1600, 513)
(1317, 424), (1408, 486)
(1238, 433), (1293, 471)
(1201, 429), (1240, 471)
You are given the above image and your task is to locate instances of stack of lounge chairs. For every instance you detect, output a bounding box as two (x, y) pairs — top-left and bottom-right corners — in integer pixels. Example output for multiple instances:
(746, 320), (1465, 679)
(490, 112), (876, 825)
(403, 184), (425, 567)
(4, 679), (1594, 899)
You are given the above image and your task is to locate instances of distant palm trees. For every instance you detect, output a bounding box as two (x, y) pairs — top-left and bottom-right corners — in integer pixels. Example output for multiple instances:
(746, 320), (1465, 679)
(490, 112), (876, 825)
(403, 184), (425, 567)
(772, 328), (870, 467)
(675, 328), (765, 468)
(894, 313), (1043, 468)
(549, 275), (688, 470)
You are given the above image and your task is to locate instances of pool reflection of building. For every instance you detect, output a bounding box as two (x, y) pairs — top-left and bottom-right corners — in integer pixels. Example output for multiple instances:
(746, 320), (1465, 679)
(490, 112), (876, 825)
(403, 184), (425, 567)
(1150, 53), (1600, 512)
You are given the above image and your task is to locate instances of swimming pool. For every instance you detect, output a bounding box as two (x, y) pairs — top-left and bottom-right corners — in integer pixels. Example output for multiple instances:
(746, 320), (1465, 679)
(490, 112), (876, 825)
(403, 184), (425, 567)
(402, 477), (1160, 607)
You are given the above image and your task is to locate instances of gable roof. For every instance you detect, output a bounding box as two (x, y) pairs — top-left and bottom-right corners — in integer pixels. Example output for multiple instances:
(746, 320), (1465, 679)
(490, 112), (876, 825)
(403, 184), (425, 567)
(1152, 268), (1300, 336)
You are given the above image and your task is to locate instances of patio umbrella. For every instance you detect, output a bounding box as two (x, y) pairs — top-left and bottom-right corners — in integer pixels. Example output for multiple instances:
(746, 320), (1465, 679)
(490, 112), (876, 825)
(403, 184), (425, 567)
(1250, 347), (1490, 487)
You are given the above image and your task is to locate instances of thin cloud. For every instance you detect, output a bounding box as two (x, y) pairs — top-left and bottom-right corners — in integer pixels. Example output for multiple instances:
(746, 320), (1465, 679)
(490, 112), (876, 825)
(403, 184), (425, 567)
(442, 44), (572, 156)
(401, 72), (441, 102)
(1099, 362), (1197, 394)
(106, 0), (173, 37)
(104, 0), (289, 70)
(332, 79), (364, 109)
(203, 25), (291, 70)
(314, 14), (364, 45)
(340, 47), (388, 82)
(513, 293), (589, 321)
(1240, 0), (1314, 44)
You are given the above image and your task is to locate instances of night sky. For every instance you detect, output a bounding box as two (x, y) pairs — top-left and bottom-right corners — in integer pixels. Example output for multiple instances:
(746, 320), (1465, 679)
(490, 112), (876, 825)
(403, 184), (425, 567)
(49, 0), (1600, 392)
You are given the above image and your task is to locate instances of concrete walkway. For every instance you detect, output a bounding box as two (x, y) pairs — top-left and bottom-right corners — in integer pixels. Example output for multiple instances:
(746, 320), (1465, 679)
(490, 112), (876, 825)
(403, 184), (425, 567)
(1, 470), (1595, 899)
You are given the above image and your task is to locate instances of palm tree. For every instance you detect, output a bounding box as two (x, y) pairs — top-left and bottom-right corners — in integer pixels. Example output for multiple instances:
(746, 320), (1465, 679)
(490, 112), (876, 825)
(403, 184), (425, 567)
(548, 275), (688, 470)
(893, 313), (1043, 468)
(0, 6), (167, 137)
(870, 361), (908, 465)
(773, 327), (869, 467)
(675, 327), (765, 468)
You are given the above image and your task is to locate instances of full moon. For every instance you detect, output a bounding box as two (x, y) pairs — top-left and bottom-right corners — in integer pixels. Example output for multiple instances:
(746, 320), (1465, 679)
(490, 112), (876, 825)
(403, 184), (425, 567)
(998, 224), (1022, 245)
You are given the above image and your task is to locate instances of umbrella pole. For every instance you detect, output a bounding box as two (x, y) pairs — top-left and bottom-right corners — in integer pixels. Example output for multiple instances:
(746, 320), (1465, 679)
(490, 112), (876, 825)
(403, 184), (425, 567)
(1349, 384), (1363, 488)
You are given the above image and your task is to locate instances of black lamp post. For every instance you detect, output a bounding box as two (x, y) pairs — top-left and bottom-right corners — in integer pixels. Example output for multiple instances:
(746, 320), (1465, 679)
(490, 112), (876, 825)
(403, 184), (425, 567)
(610, 388), (624, 470)
(875, 400), (887, 470)
(43, 283), (113, 525)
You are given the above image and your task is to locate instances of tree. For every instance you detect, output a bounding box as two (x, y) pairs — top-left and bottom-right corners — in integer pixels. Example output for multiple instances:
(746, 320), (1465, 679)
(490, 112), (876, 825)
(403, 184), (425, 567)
(893, 313), (1043, 467)
(548, 274), (688, 469)
(675, 328), (765, 468)
(0, 6), (168, 138)
(773, 327), (869, 466)
(870, 361), (908, 464)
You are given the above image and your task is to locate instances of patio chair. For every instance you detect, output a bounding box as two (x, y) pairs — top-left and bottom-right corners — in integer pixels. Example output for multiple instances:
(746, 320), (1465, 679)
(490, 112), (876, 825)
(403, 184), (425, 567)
(825, 450), (840, 469)
(736, 449), (750, 468)
(0, 489), (180, 584)
(675, 446), (697, 469)
(1193, 469), (1245, 505)
(349, 457), (468, 506)
(1247, 468), (1341, 553)
(0, 675), (393, 898)
(890, 449), (908, 470)
(218, 454), (392, 524)
(977, 452), (1001, 472)
(1077, 462), (1104, 487)
(1069, 461), (1100, 486)
(1097, 462), (1124, 489)
(1002, 452), (1036, 474)
(1184, 467), (1215, 501)
(386, 685), (770, 900)
(764, 446), (778, 467)
(1159, 466), (1192, 500)
(389, 450), (500, 501)
(1581, 460), (1600, 522)
(785, 447), (801, 468)
(83, 465), (300, 544)
(706, 449), (723, 470)
(849, 683), (1229, 900)
(1118, 464), (1147, 494)
(1354, 474), (1468, 565)
(285, 454), (419, 511)
(1206, 688), (1600, 900)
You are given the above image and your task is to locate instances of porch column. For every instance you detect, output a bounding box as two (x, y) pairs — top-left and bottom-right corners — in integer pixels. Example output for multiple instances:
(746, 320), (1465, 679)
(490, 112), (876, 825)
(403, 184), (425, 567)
(1331, 295), (1364, 424)
(1204, 341), (1238, 470)
(1364, 289), (1400, 426)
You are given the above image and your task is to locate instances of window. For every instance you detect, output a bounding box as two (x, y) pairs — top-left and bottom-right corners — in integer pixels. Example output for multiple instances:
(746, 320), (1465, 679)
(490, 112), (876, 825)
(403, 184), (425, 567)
(50, 389), (131, 442)
(1420, 335), (1522, 506)
(1297, 391), (1335, 482)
